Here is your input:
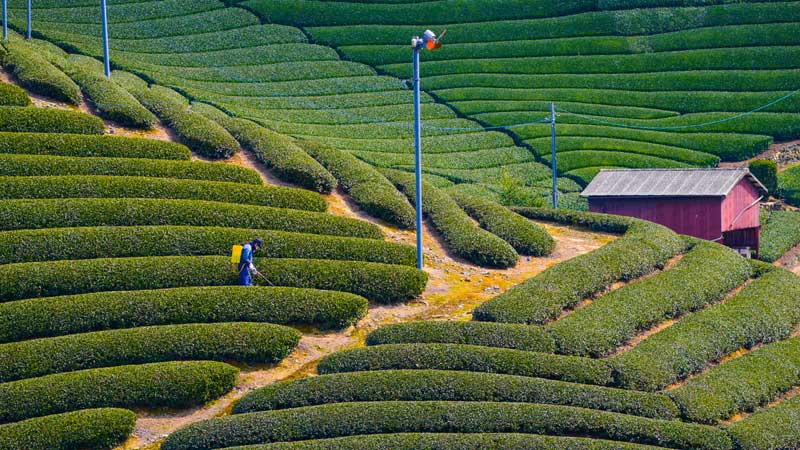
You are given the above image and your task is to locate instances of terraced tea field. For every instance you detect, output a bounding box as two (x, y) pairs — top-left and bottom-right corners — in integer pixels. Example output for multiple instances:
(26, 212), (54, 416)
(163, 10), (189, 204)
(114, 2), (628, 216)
(163, 211), (800, 450)
(0, 84), (431, 448)
(7, 0), (584, 216)
(3, 0), (800, 449)
(242, 0), (800, 185)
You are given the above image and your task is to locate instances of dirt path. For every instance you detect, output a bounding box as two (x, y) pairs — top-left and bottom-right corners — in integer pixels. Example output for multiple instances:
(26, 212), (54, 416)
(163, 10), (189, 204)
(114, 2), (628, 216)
(120, 152), (616, 449)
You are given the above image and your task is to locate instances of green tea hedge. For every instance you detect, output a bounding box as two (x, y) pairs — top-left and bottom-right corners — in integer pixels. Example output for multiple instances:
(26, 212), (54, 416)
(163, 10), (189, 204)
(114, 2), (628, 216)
(0, 226), (412, 265)
(0, 286), (366, 342)
(0, 408), (135, 450)
(759, 210), (800, 262)
(0, 154), (261, 183)
(547, 241), (751, 357)
(194, 103), (336, 193)
(727, 394), (800, 450)
(0, 132), (190, 159)
(299, 140), (415, 228)
(162, 401), (730, 450)
(384, 169), (519, 268)
(234, 369), (679, 419)
(64, 55), (157, 129)
(0, 198), (380, 238)
(613, 267), (800, 391)
(0, 256), (426, 304)
(366, 321), (555, 352)
(0, 81), (29, 106)
(749, 160), (778, 194)
(0, 42), (81, 104)
(475, 208), (685, 324)
(318, 343), (613, 386)
(116, 72), (239, 158)
(0, 322), (299, 382)
(0, 175), (325, 211)
(0, 107), (104, 134)
(451, 191), (555, 256)
(0, 361), (238, 423)
(671, 336), (800, 423)
(222, 433), (669, 449)
(780, 164), (800, 207)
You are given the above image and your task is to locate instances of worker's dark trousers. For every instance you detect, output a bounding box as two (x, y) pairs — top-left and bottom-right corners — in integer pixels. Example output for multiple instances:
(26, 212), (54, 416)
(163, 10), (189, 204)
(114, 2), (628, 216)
(238, 263), (252, 286)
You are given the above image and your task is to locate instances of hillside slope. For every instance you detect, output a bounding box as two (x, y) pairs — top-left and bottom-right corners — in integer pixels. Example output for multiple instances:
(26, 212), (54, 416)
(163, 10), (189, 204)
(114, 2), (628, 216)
(9, 0), (582, 209)
(241, 0), (800, 185)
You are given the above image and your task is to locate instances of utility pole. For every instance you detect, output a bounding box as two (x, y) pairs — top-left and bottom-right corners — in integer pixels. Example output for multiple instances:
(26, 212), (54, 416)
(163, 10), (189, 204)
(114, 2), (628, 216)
(410, 29), (443, 270)
(2, 0), (7, 41)
(412, 40), (423, 269)
(26, 0), (31, 39)
(550, 102), (558, 209)
(101, 0), (111, 78)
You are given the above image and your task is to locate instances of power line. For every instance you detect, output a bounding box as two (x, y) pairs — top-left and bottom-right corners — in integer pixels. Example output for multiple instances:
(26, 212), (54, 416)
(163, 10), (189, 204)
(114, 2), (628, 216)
(555, 87), (800, 131)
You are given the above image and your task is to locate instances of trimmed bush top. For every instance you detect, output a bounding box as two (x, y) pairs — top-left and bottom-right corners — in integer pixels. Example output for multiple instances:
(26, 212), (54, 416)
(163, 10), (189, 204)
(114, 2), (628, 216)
(0, 132), (191, 160)
(0, 408), (136, 450)
(162, 400), (731, 450)
(0, 175), (327, 211)
(0, 286), (368, 342)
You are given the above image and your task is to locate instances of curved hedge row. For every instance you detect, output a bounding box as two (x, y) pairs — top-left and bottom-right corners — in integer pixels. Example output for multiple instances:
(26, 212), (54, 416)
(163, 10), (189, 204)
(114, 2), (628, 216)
(366, 320), (555, 352)
(0, 42), (81, 104)
(0, 322), (299, 382)
(0, 408), (136, 450)
(0, 154), (262, 184)
(318, 343), (613, 386)
(194, 103), (337, 193)
(220, 433), (668, 449)
(0, 256), (427, 304)
(65, 55), (158, 129)
(547, 241), (752, 357)
(162, 401), (730, 450)
(474, 208), (685, 324)
(0, 226), (412, 265)
(0, 132), (190, 159)
(299, 140), (416, 229)
(671, 336), (800, 423)
(0, 361), (238, 423)
(0, 175), (325, 211)
(116, 72), (240, 159)
(613, 266), (800, 391)
(234, 369), (679, 419)
(0, 198), (380, 238)
(383, 169), (519, 268)
(0, 107), (104, 134)
(451, 191), (555, 256)
(0, 286), (367, 343)
(728, 394), (800, 450)
(0, 80), (29, 107)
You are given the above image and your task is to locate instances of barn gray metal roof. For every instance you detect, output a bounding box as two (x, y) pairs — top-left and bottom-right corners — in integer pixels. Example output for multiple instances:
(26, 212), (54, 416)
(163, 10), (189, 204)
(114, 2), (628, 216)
(580, 168), (768, 197)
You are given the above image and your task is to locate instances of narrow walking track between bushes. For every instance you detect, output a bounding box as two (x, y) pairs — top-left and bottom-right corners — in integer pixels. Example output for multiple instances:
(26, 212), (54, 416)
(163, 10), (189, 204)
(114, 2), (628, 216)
(120, 150), (616, 449)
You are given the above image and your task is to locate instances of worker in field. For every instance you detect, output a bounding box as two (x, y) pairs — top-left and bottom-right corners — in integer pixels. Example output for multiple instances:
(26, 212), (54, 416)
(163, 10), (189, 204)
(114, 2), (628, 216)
(237, 238), (264, 286)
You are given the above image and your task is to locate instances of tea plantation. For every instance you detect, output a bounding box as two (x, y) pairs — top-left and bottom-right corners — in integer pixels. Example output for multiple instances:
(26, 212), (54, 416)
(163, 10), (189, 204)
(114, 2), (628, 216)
(244, 0), (800, 185)
(0, 85), (427, 447)
(166, 211), (800, 450)
(2, 0), (800, 449)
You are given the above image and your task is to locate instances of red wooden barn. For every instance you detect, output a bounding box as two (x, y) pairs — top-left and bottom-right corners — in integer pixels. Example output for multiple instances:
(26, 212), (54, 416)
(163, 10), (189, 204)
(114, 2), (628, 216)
(581, 168), (768, 255)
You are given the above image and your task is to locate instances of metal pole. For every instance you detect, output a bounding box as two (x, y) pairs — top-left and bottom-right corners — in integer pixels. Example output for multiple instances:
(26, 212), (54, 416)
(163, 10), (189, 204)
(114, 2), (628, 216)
(550, 102), (558, 209)
(26, 0), (31, 39)
(2, 0), (7, 41)
(413, 45), (423, 269)
(100, 0), (111, 78)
